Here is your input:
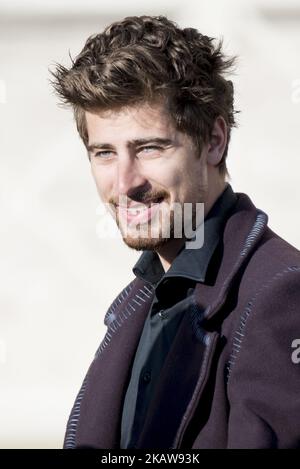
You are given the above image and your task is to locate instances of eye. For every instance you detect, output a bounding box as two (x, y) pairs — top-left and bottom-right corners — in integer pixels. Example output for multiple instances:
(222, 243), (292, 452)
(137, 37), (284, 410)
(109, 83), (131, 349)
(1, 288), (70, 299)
(94, 150), (113, 159)
(139, 145), (162, 154)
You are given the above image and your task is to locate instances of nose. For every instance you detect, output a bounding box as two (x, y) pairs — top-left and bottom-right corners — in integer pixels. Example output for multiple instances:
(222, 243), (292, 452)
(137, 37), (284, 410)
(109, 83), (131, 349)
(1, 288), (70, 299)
(116, 157), (148, 198)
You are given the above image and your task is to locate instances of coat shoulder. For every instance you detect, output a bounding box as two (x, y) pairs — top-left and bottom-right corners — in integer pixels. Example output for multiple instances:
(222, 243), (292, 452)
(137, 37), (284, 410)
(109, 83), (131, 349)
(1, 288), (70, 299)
(238, 225), (300, 299)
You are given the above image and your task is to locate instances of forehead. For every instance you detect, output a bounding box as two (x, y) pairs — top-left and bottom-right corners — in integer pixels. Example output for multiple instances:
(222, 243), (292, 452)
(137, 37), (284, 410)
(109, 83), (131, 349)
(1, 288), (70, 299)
(85, 101), (177, 144)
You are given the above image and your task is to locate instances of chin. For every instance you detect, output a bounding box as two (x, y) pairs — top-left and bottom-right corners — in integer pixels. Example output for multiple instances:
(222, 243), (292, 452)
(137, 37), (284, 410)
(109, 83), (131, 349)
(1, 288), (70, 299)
(118, 210), (180, 251)
(122, 234), (172, 251)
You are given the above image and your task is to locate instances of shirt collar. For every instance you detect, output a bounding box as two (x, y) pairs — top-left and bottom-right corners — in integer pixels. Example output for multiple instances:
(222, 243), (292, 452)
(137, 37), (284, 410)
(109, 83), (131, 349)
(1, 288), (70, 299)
(132, 183), (237, 287)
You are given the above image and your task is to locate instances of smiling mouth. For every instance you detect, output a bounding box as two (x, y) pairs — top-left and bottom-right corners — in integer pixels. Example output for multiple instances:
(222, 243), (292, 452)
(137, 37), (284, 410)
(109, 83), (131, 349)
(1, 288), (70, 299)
(123, 197), (164, 213)
(117, 197), (165, 224)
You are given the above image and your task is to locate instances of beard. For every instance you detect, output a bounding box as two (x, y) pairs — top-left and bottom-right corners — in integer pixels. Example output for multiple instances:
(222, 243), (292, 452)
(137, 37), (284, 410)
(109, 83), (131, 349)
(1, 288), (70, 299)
(117, 207), (176, 251)
(108, 182), (206, 252)
(115, 198), (203, 252)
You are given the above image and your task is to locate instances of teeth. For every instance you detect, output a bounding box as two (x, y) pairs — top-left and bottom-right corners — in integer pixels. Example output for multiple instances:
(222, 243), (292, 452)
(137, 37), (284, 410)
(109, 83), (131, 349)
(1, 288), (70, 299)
(127, 207), (148, 214)
(120, 199), (162, 215)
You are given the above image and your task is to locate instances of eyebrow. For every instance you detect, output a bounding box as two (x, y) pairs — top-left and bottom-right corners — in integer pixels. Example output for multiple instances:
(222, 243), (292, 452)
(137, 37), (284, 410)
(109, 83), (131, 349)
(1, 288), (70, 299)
(86, 137), (174, 153)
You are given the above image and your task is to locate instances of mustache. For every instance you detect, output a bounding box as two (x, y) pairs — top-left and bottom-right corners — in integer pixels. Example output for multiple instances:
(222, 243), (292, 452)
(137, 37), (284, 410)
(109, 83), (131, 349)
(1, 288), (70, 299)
(109, 189), (169, 206)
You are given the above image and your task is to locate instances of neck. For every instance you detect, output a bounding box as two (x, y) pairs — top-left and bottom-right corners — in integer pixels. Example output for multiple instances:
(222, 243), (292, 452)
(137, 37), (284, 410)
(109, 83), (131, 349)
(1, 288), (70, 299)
(157, 179), (227, 272)
(156, 238), (186, 272)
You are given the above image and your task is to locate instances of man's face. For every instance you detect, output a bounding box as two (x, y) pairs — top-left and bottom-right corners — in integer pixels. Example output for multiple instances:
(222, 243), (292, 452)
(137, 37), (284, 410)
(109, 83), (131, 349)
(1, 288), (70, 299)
(86, 101), (209, 251)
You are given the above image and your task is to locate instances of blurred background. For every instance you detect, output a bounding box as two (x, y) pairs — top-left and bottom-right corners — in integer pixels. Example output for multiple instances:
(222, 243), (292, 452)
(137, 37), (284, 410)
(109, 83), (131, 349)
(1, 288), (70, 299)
(0, 0), (299, 448)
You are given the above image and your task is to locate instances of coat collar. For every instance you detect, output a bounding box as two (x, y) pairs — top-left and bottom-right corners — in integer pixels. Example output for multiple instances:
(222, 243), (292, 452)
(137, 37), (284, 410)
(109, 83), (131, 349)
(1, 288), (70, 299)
(194, 192), (268, 322)
(132, 183), (238, 286)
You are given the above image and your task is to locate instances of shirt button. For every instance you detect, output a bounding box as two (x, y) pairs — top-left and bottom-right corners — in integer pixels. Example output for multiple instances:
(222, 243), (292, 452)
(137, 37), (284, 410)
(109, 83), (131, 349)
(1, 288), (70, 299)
(142, 371), (151, 383)
(158, 310), (168, 320)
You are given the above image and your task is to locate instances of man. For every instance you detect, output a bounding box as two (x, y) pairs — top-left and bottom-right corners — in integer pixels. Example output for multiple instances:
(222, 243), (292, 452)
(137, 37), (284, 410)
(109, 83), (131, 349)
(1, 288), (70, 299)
(51, 15), (300, 449)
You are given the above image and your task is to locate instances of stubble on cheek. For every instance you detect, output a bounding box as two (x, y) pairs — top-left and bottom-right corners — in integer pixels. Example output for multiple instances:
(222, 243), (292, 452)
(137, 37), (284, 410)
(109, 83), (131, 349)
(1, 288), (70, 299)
(114, 200), (178, 250)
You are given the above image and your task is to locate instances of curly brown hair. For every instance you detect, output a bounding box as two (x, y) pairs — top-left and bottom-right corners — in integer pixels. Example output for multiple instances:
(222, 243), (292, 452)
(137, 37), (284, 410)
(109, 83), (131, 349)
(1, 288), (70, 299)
(50, 15), (239, 176)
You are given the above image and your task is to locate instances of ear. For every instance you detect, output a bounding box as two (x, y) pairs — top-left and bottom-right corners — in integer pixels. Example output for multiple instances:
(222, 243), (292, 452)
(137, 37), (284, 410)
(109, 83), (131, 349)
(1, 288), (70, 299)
(206, 116), (227, 166)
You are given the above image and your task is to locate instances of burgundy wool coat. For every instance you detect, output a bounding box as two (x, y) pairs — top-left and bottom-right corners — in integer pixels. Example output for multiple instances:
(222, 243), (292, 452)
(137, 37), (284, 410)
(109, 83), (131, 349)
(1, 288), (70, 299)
(63, 191), (300, 449)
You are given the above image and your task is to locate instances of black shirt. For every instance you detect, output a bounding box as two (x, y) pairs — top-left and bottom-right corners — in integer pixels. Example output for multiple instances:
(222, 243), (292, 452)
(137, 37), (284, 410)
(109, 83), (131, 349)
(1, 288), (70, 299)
(120, 183), (238, 449)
